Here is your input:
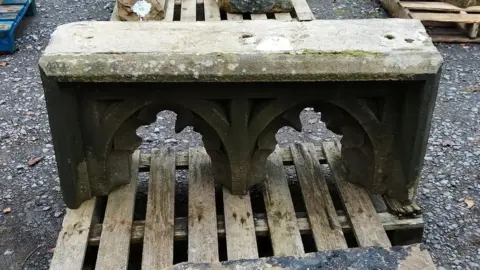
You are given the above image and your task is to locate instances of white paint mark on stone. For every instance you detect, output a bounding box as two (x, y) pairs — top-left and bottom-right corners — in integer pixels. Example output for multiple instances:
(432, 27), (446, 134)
(256, 36), (293, 51)
(201, 60), (214, 67)
(169, 60), (176, 65)
(193, 70), (199, 79)
(178, 64), (186, 72)
(242, 69), (246, 73)
(227, 63), (238, 71)
(262, 67), (267, 71)
(132, 0), (152, 20)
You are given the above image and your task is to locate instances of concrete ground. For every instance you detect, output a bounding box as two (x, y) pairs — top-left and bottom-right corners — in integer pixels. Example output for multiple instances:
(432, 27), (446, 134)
(0, 0), (479, 269)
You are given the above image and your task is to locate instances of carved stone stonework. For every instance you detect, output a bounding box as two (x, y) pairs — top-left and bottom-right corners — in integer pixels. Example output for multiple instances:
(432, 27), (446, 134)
(39, 20), (443, 209)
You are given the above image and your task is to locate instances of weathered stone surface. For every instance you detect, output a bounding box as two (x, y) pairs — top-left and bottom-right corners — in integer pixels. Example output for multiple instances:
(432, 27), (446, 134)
(172, 244), (436, 269)
(218, 0), (294, 14)
(39, 20), (442, 209)
(39, 20), (442, 83)
(441, 0), (480, 8)
(117, 0), (165, 21)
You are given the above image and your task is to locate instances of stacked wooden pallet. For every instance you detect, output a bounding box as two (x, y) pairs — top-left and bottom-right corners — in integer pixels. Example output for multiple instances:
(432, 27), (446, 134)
(110, 0), (315, 22)
(0, 0), (35, 53)
(381, 0), (480, 42)
(49, 142), (431, 269)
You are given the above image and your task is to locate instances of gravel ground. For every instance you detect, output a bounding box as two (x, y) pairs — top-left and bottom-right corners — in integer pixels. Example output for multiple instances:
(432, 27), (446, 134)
(0, 0), (479, 269)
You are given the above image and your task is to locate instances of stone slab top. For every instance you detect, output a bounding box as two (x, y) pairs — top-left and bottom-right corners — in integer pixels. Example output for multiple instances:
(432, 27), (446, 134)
(39, 20), (443, 83)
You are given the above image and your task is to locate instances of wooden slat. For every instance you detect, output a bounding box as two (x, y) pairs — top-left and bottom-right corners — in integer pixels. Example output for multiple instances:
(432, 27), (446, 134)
(0, 21), (13, 31)
(323, 142), (392, 248)
(380, 0), (413, 18)
(142, 148), (176, 269)
(223, 188), (258, 260)
(291, 0), (315, 21)
(203, 0), (220, 21)
(411, 12), (480, 23)
(0, 5), (23, 13)
(0, 12), (18, 20)
(95, 151), (139, 270)
(188, 148), (218, 263)
(50, 198), (97, 270)
(226, 13), (243, 21)
(400, 1), (462, 12)
(457, 11), (480, 38)
(2, 0), (29, 4)
(263, 150), (304, 256)
(139, 146), (326, 169)
(164, 0), (176, 21)
(181, 0), (196, 21)
(250, 13), (268, 20)
(88, 211), (424, 245)
(430, 33), (480, 42)
(291, 143), (348, 251)
(467, 6), (480, 12)
(274, 12), (293, 21)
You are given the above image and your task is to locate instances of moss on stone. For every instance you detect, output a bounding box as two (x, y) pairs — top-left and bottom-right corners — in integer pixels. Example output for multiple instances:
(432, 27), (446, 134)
(298, 50), (383, 56)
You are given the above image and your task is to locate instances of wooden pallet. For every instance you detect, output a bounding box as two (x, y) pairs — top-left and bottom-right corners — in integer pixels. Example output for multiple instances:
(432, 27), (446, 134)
(0, 0), (35, 53)
(49, 142), (432, 270)
(110, 0), (315, 22)
(381, 0), (480, 42)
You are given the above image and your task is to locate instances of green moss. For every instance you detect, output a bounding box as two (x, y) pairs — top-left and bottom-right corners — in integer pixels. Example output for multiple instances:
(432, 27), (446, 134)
(298, 49), (383, 56)
(384, 34), (395, 40)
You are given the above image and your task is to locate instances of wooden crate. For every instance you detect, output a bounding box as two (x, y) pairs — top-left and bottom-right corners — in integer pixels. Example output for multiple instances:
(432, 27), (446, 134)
(49, 142), (432, 270)
(110, 0), (315, 22)
(0, 0), (36, 53)
(381, 0), (480, 43)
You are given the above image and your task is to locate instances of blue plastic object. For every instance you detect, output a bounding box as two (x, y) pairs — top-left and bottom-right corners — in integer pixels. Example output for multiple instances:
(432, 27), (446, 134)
(0, 0), (36, 53)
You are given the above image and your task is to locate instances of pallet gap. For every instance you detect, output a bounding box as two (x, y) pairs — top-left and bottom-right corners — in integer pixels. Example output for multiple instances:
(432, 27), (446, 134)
(127, 242), (143, 269)
(133, 171), (149, 221)
(266, 13), (275, 19)
(301, 234), (317, 253)
(173, 239), (188, 264)
(249, 183), (266, 214)
(242, 13), (251, 20)
(215, 185), (224, 216)
(218, 236), (228, 261)
(220, 9), (227, 20)
(196, 3), (205, 21)
(321, 164), (346, 212)
(344, 232), (359, 248)
(286, 165), (307, 213)
(173, 3), (181, 21)
(256, 235), (274, 258)
(175, 169), (189, 217)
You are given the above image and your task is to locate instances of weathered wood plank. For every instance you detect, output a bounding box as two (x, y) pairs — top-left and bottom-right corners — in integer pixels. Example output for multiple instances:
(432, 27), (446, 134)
(181, 0), (197, 21)
(323, 142), (391, 248)
(223, 188), (258, 260)
(203, 0), (220, 21)
(291, 143), (348, 251)
(139, 146), (326, 169)
(95, 151), (139, 270)
(50, 198), (97, 270)
(250, 13), (268, 20)
(188, 148), (219, 263)
(400, 1), (462, 11)
(88, 211), (424, 245)
(142, 148), (176, 269)
(164, 0), (176, 21)
(263, 150), (304, 256)
(274, 12), (293, 20)
(411, 12), (480, 23)
(380, 0), (413, 19)
(291, 0), (314, 21)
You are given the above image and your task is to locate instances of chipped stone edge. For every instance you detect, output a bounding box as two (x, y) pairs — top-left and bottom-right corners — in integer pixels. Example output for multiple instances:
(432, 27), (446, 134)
(38, 52), (443, 83)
